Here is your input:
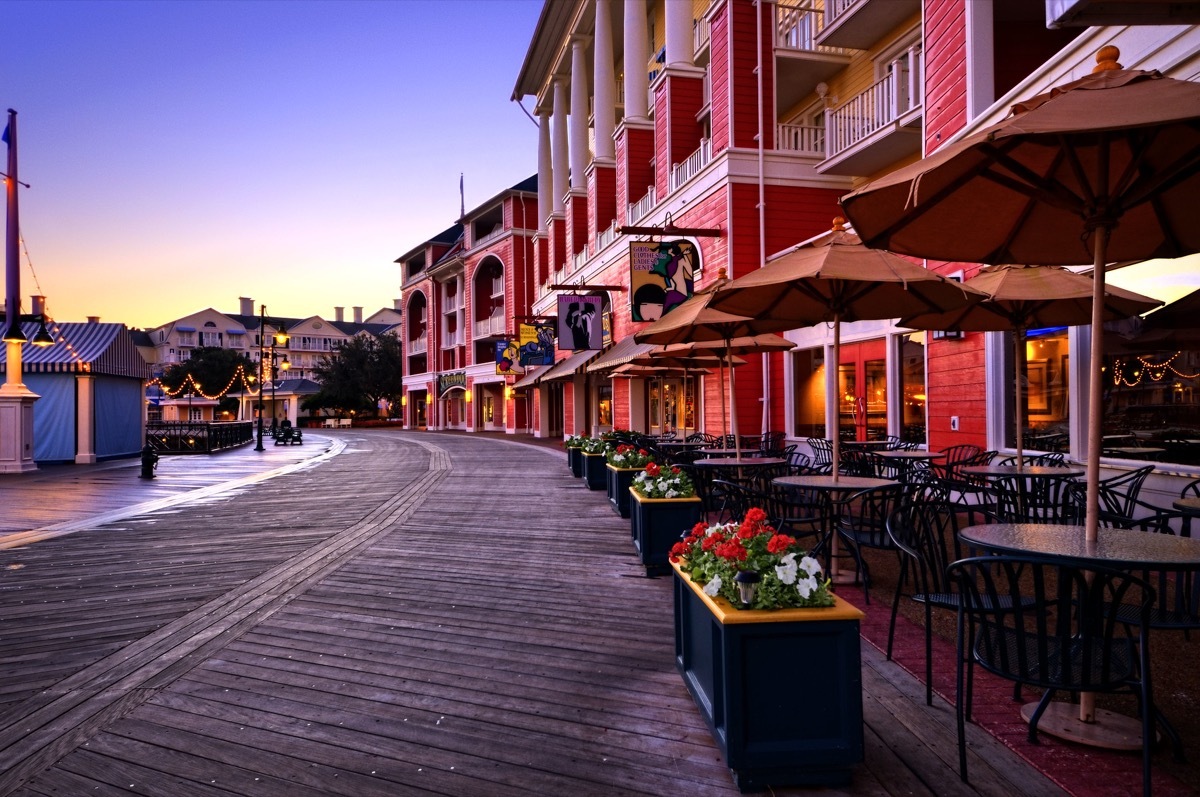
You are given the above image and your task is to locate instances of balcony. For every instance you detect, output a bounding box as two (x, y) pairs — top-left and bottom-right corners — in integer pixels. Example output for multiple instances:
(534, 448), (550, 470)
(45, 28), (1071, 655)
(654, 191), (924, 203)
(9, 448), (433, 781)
(669, 139), (712, 192)
(628, 186), (656, 223)
(441, 330), (464, 349)
(819, 52), (922, 176)
(775, 123), (824, 156)
(473, 314), (506, 339)
(596, 219), (620, 252)
(818, 0), (921, 50)
(774, 1), (852, 116)
(572, 247), (589, 272)
(694, 16), (710, 57)
(408, 336), (428, 355)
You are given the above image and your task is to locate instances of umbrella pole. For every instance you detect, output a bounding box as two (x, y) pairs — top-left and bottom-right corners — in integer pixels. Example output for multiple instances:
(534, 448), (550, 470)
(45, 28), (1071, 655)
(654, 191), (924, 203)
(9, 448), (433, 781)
(719, 359), (728, 443)
(1085, 228), (1109, 545)
(831, 315), (841, 482)
(728, 343), (742, 458)
(1014, 329), (1025, 470)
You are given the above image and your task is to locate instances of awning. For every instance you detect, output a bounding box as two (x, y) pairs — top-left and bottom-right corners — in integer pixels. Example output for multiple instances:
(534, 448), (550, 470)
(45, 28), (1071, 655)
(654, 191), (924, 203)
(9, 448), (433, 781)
(586, 336), (659, 372)
(538, 348), (602, 382)
(511, 367), (544, 390)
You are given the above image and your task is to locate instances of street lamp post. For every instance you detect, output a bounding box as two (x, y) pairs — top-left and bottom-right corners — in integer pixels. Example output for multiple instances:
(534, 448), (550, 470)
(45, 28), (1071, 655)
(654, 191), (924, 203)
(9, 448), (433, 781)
(254, 305), (288, 452)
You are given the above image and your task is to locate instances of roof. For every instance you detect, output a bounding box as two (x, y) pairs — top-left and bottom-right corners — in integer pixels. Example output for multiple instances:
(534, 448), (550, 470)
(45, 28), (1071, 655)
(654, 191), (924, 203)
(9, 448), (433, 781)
(393, 222), (464, 265)
(0, 321), (151, 378)
(512, 0), (577, 102)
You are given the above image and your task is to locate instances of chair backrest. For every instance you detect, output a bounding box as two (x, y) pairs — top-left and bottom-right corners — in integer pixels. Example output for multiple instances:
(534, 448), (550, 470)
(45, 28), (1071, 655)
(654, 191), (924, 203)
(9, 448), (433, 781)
(1095, 465), (1155, 518)
(839, 483), (908, 546)
(807, 438), (834, 468)
(887, 498), (962, 598)
(990, 474), (1081, 523)
(709, 479), (773, 525)
(1184, 479), (1200, 499)
(934, 444), (983, 477)
(787, 450), (813, 473)
(947, 556), (1153, 693)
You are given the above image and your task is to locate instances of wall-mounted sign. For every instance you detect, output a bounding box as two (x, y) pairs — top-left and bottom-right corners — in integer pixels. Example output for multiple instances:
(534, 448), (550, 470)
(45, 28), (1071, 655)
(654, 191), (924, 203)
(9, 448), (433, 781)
(629, 239), (698, 322)
(557, 294), (603, 351)
(518, 323), (556, 366)
(436, 371), (467, 397)
(495, 341), (523, 375)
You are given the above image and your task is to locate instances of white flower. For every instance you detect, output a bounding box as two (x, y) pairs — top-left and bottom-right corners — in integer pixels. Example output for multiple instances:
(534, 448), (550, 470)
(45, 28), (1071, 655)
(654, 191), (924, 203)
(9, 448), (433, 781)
(799, 555), (822, 577)
(796, 575), (818, 599)
(703, 575), (723, 597)
(775, 553), (798, 585)
(666, 489), (680, 498)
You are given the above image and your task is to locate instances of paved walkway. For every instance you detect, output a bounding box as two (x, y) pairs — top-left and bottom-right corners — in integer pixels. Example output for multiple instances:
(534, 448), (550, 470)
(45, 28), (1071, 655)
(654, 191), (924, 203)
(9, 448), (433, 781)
(0, 430), (1183, 795)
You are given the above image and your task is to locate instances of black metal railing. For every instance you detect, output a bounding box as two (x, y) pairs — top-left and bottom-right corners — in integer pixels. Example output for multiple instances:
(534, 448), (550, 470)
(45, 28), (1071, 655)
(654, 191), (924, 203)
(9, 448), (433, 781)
(146, 421), (255, 454)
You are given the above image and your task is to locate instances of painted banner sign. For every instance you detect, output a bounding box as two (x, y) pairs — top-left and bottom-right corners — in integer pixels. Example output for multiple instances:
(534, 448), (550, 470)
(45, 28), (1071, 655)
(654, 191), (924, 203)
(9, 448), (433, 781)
(629, 239), (699, 322)
(518, 322), (556, 366)
(557, 294), (603, 351)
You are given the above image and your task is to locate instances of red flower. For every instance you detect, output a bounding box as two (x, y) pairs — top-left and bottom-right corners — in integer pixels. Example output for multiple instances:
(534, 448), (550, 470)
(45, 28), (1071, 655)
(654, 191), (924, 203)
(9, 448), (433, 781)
(644, 462), (661, 477)
(637, 448), (649, 456)
(701, 534), (721, 551)
(767, 533), (797, 554)
(744, 507), (768, 525)
(669, 541), (689, 562)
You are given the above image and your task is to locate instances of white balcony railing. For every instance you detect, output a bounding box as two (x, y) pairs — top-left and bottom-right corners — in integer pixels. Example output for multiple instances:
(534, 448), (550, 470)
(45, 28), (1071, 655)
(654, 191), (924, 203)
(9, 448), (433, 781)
(442, 297), (462, 314)
(669, 139), (712, 192)
(694, 16), (710, 55)
(596, 219), (620, 252)
(407, 336), (427, 355)
(572, 247), (589, 271)
(775, 0), (847, 55)
(826, 47), (922, 157)
(628, 187), (656, 223)
(825, 0), (857, 26)
(473, 315), (506, 338)
(441, 330), (464, 349)
(776, 123), (824, 156)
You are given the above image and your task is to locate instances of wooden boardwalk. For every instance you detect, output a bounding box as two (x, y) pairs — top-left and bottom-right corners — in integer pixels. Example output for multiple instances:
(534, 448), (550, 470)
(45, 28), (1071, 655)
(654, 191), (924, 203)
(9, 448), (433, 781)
(0, 430), (1065, 796)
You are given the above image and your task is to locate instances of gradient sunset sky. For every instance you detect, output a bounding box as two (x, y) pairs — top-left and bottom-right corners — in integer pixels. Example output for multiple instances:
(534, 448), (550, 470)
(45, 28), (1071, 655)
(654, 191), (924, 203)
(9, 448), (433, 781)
(3, 0), (542, 328)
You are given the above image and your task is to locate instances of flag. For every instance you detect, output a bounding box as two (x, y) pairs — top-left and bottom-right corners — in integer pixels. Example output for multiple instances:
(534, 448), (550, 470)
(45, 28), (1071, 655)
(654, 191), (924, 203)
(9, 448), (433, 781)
(459, 173), (465, 219)
(1, 124), (8, 146)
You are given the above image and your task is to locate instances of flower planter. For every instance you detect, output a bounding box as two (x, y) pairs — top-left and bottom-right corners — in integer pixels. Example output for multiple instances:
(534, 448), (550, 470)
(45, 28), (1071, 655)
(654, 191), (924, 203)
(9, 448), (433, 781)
(581, 452), (608, 489)
(567, 447), (583, 478)
(606, 465), (640, 517)
(673, 562), (865, 791)
(628, 490), (702, 576)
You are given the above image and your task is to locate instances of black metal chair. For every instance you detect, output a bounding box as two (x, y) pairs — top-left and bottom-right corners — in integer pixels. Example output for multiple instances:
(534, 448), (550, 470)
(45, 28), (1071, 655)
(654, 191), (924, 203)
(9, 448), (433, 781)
(835, 482), (908, 604)
(948, 557), (1156, 796)
(885, 497), (966, 704)
(988, 472), (1081, 524)
(787, 450), (814, 474)
(769, 482), (830, 557)
(929, 444), (983, 482)
(807, 438), (834, 473)
(708, 479), (771, 525)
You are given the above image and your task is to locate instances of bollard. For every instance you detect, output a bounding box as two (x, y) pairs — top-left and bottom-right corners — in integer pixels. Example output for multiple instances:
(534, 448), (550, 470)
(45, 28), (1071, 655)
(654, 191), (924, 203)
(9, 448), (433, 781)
(139, 443), (159, 479)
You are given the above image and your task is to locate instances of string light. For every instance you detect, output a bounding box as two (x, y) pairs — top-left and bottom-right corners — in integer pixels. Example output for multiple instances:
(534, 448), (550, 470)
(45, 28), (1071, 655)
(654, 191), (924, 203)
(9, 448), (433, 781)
(148, 364), (262, 400)
(1111, 352), (1200, 387)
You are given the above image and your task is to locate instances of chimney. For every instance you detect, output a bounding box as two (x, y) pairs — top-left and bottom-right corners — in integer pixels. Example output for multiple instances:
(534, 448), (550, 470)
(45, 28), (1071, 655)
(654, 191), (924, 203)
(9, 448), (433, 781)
(334, 306), (344, 322)
(31, 295), (45, 315)
(394, 298), (402, 311)
(353, 306), (363, 323)
(239, 296), (254, 316)
(87, 316), (100, 324)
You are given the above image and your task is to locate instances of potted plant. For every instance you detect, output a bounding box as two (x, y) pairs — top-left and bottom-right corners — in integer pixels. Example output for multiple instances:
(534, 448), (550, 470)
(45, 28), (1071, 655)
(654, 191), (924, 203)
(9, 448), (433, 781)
(579, 436), (611, 490)
(563, 433), (587, 478)
(605, 444), (655, 518)
(627, 462), (701, 575)
(670, 509), (865, 791)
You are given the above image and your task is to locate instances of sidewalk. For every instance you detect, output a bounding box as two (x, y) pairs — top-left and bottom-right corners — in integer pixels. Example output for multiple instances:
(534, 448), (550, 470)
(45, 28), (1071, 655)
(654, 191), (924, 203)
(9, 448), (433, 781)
(0, 432), (342, 547)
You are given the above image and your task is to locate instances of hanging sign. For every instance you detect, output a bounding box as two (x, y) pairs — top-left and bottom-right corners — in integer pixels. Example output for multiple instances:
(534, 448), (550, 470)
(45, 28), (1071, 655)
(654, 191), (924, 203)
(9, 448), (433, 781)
(557, 294), (603, 351)
(629, 239), (699, 322)
(518, 322), (556, 366)
(495, 340), (523, 375)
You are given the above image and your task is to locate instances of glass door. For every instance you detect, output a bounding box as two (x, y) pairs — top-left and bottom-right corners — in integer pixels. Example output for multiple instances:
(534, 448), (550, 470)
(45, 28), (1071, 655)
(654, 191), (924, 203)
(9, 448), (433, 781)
(837, 339), (887, 442)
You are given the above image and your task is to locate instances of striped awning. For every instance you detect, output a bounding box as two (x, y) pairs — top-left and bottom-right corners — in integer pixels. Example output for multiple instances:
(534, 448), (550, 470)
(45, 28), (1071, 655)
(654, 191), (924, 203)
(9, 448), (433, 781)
(537, 348), (602, 382)
(586, 335), (659, 372)
(511, 366), (545, 390)
(0, 321), (152, 378)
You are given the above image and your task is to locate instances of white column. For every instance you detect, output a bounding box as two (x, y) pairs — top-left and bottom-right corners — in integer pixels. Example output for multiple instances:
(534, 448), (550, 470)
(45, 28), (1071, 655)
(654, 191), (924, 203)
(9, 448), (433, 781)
(665, 0), (694, 69)
(552, 77), (569, 213)
(623, 0), (649, 121)
(75, 374), (96, 464)
(537, 109), (552, 230)
(569, 36), (590, 193)
(593, 0), (616, 162)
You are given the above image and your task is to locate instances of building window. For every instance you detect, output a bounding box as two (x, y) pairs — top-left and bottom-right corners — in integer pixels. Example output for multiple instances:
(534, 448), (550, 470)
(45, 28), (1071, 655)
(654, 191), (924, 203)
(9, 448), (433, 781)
(597, 384), (613, 428)
(792, 347), (826, 438)
(898, 333), (927, 446)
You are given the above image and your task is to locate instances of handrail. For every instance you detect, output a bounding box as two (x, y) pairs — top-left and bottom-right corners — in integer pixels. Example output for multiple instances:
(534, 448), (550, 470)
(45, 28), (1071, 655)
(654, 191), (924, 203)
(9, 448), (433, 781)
(628, 186), (657, 223)
(146, 421), (254, 454)
(776, 123), (824, 155)
(775, 0), (848, 55)
(669, 139), (712, 192)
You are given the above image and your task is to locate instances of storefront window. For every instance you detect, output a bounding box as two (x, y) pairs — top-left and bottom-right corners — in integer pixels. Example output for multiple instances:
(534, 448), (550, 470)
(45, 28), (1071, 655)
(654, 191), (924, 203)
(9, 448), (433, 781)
(1006, 327), (1070, 452)
(792, 347), (826, 438)
(898, 333), (926, 445)
(597, 384), (613, 428)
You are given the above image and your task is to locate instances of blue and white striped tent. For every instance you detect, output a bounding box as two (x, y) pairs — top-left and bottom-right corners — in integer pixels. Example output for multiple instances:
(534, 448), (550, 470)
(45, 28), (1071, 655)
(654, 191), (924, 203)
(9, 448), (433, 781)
(0, 320), (152, 463)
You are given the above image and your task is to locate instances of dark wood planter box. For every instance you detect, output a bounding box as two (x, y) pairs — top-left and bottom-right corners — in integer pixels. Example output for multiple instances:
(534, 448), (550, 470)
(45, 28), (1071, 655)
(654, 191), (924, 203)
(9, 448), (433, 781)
(581, 452), (607, 489)
(673, 563), (865, 792)
(567, 447), (583, 478)
(628, 490), (702, 576)
(606, 465), (640, 517)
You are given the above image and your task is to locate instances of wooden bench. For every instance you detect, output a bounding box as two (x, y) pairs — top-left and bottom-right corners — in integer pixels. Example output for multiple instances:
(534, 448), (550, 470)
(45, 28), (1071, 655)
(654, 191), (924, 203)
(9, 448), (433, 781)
(337, 418), (352, 428)
(322, 418), (336, 429)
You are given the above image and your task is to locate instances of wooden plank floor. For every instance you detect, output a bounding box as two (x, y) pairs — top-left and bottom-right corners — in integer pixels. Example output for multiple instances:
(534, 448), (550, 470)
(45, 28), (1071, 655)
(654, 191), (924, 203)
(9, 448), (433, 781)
(0, 430), (1064, 796)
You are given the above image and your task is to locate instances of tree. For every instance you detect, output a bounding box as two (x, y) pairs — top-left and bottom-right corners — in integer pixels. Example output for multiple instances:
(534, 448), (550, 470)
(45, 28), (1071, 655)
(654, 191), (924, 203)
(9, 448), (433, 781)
(161, 346), (255, 415)
(303, 332), (404, 417)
